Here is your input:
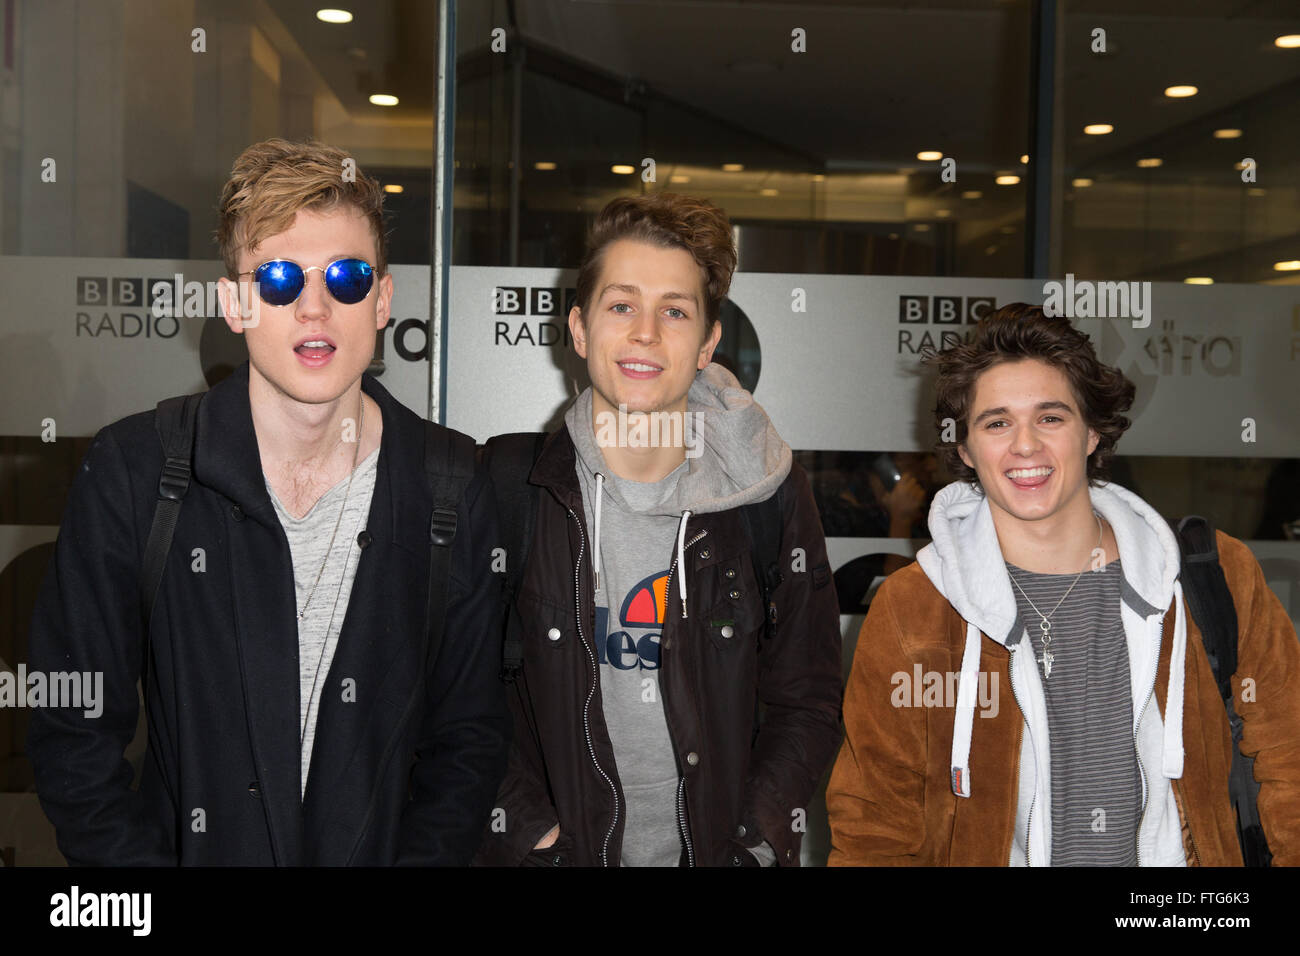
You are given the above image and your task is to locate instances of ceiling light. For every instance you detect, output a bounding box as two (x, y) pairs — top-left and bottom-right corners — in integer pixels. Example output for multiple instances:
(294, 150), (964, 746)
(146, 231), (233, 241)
(1213, 128), (1242, 139)
(1072, 177), (1094, 187)
(1274, 34), (1300, 48)
(1019, 154), (1029, 164)
(916, 150), (943, 162)
(382, 184), (403, 194)
(1184, 277), (1213, 285)
(669, 174), (691, 184)
(722, 163), (744, 172)
(316, 9), (353, 24)
(369, 93), (398, 106)
(961, 190), (982, 199)
(1165, 85), (1197, 98)
(610, 164), (635, 175)
(995, 174), (1020, 185)
(1273, 260), (1300, 272)
(1084, 123), (1113, 135)
(533, 161), (557, 171)
(1136, 158), (1163, 168)
(759, 188), (779, 196)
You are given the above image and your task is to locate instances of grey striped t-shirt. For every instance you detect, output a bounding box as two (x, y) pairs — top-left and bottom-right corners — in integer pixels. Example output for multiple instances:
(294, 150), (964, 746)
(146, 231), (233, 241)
(266, 448), (380, 798)
(1006, 557), (1143, 866)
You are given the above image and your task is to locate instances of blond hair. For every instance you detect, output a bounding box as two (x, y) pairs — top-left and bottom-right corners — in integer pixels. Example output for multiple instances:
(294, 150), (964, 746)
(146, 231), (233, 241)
(216, 138), (388, 278)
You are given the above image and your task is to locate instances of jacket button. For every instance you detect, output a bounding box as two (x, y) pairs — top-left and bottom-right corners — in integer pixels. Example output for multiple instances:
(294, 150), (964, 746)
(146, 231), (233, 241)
(721, 625), (734, 639)
(546, 627), (561, 641)
(729, 589), (741, 600)
(551, 855), (564, 866)
(731, 853), (744, 866)
(698, 548), (710, 560)
(724, 568), (737, 579)
(248, 781), (260, 797)
(735, 824), (747, 838)
(231, 505), (244, 521)
(686, 751), (699, 767)
(785, 848), (794, 862)
(356, 530), (372, 549)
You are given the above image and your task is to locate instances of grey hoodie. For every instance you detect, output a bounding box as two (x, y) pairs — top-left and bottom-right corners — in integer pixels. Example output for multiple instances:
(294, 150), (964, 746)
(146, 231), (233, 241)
(564, 363), (792, 866)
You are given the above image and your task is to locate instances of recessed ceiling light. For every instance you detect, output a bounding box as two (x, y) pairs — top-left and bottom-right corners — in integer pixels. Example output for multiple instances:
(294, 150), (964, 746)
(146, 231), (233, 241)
(533, 161), (557, 171)
(916, 150), (943, 162)
(610, 164), (635, 175)
(1274, 260), (1300, 272)
(1184, 277), (1213, 285)
(1084, 123), (1113, 135)
(1165, 85), (1197, 98)
(382, 184), (403, 194)
(369, 93), (398, 107)
(995, 174), (1021, 185)
(722, 163), (744, 172)
(1019, 154), (1029, 164)
(316, 9), (353, 24)
(1136, 158), (1163, 168)
(1213, 128), (1242, 139)
(669, 174), (691, 184)
(759, 188), (779, 196)
(961, 190), (982, 199)
(1274, 34), (1300, 48)
(1072, 177), (1094, 187)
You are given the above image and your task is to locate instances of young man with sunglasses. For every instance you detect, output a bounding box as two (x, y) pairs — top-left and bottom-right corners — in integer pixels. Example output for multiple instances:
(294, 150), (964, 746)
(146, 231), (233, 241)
(475, 194), (842, 867)
(826, 303), (1300, 866)
(26, 138), (510, 865)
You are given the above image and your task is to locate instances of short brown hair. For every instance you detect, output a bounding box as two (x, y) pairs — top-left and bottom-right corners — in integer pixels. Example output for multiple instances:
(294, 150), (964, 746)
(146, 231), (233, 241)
(925, 302), (1135, 486)
(216, 138), (388, 279)
(574, 193), (737, 327)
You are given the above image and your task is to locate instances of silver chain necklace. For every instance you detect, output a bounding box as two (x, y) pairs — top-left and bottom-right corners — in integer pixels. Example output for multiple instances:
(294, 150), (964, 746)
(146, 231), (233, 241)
(1008, 511), (1103, 680)
(296, 395), (364, 623)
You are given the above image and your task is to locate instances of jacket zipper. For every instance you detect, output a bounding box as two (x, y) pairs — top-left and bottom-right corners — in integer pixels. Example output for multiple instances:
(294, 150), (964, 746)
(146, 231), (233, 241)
(676, 778), (695, 867)
(1131, 611), (1165, 868)
(1005, 640), (1038, 866)
(567, 507), (621, 867)
(665, 527), (707, 866)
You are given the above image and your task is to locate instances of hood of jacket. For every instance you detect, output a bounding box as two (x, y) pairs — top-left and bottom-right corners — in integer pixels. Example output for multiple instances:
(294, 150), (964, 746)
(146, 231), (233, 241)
(914, 479), (1191, 865)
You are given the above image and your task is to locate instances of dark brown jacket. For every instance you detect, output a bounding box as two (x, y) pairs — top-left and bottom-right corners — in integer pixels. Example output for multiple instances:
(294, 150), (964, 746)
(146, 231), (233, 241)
(476, 427), (842, 867)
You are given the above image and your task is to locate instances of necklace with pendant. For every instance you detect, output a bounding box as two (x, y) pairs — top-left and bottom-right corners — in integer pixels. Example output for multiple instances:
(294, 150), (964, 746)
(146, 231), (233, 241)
(1008, 511), (1103, 680)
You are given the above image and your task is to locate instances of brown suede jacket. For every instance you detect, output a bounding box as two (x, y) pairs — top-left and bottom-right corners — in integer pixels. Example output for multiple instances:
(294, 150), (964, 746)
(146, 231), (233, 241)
(827, 530), (1300, 866)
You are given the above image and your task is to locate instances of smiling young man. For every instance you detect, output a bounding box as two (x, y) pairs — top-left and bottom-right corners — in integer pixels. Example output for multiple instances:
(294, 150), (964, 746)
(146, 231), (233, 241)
(826, 302), (1300, 866)
(476, 194), (842, 867)
(26, 138), (509, 865)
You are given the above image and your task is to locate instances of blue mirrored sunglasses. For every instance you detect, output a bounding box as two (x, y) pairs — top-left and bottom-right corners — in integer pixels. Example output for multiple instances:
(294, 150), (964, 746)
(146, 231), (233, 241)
(239, 258), (375, 306)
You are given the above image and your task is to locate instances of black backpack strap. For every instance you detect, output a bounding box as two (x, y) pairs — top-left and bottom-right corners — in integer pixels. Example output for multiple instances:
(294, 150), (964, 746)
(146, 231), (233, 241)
(740, 485), (786, 642)
(1170, 514), (1272, 867)
(423, 422), (478, 676)
(141, 392), (203, 629)
(480, 432), (547, 682)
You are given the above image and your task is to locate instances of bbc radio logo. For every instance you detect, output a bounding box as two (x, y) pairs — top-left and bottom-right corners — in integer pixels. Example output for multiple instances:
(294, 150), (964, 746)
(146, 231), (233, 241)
(897, 294), (997, 355)
(492, 286), (577, 317)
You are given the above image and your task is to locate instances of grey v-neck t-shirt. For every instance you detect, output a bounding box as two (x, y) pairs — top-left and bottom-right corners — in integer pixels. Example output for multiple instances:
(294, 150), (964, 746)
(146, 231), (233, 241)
(266, 448), (380, 798)
(1006, 558), (1143, 866)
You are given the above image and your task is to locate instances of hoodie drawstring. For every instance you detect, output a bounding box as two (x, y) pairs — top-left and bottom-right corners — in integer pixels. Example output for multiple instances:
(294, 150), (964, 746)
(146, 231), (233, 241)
(677, 510), (692, 618)
(1161, 579), (1188, 779)
(950, 620), (982, 798)
(592, 473), (604, 593)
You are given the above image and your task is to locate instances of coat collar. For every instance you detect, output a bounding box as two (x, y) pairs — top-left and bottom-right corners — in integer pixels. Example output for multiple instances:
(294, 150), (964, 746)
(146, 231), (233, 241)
(192, 361), (428, 555)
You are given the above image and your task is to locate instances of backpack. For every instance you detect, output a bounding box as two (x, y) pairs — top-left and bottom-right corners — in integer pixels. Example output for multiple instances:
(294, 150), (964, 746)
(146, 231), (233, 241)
(139, 391), (476, 735)
(480, 432), (786, 683)
(1170, 514), (1272, 867)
